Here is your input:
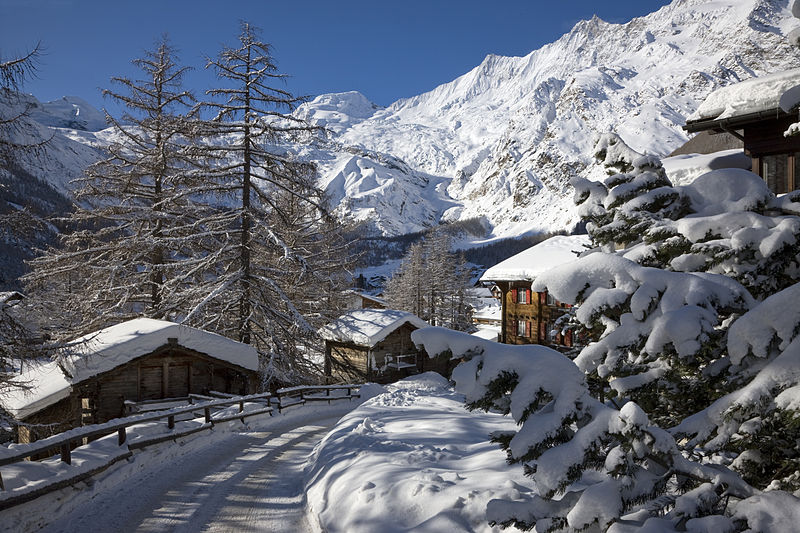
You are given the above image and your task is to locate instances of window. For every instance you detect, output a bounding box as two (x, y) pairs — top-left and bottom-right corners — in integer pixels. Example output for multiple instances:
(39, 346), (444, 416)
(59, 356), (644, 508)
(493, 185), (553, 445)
(517, 319), (530, 338)
(763, 154), (789, 194)
(513, 288), (531, 304)
(546, 292), (557, 306)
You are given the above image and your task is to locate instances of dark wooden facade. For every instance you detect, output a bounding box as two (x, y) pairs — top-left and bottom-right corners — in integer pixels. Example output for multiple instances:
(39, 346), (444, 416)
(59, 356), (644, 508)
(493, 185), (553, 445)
(495, 280), (575, 349)
(18, 343), (258, 443)
(324, 323), (451, 384)
(685, 109), (800, 194)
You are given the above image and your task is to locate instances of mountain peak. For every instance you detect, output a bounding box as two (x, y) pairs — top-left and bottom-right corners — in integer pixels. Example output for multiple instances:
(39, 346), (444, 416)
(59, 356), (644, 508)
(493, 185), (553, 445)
(295, 91), (382, 134)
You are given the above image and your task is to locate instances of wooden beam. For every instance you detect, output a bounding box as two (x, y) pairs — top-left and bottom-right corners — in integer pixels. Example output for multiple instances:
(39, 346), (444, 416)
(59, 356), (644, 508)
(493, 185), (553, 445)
(162, 361), (169, 399)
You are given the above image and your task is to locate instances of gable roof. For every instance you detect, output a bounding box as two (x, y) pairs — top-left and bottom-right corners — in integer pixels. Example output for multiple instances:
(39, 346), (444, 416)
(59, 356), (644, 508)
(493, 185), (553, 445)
(1, 318), (259, 420)
(480, 235), (591, 282)
(319, 309), (428, 347)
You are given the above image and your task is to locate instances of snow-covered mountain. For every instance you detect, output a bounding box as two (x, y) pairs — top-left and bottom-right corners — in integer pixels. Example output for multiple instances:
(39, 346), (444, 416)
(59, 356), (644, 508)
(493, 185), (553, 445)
(5, 0), (800, 245)
(295, 0), (800, 238)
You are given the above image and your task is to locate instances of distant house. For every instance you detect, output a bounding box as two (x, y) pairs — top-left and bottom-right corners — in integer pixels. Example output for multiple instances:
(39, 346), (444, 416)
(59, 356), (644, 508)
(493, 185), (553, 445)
(320, 309), (447, 383)
(1, 318), (260, 443)
(467, 287), (501, 327)
(342, 289), (388, 310)
(684, 68), (800, 194)
(480, 235), (590, 347)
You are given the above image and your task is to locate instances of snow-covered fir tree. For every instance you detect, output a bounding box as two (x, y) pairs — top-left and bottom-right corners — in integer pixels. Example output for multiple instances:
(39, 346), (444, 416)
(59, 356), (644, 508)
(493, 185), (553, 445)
(540, 134), (800, 495)
(410, 328), (792, 532)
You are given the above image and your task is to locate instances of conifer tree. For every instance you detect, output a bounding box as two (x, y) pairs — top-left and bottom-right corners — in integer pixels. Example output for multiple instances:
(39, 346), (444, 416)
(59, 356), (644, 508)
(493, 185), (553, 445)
(185, 22), (349, 383)
(0, 42), (48, 165)
(25, 37), (199, 335)
(412, 328), (757, 532)
(384, 230), (473, 330)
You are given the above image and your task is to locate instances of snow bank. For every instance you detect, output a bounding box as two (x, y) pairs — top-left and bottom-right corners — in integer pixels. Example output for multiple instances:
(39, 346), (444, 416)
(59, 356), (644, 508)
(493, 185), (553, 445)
(689, 68), (800, 121)
(305, 373), (532, 533)
(318, 308), (429, 347)
(678, 168), (771, 217)
(480, 235), (591, 282)
(661, 150), (751, 186)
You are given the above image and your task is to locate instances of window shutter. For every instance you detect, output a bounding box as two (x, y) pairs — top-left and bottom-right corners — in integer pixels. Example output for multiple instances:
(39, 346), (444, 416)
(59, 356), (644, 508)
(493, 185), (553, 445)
(539, 321), (546, 341)
(525, 321), (531, 338)
(539, 291), (547, 305)
(565, 329), (573, 347)
(511, 288), (518, 303)
(526, 289), (532, 304)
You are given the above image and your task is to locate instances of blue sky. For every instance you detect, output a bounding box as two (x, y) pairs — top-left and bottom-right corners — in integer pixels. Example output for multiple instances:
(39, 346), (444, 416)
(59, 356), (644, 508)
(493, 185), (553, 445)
(1, 0), (671, 113)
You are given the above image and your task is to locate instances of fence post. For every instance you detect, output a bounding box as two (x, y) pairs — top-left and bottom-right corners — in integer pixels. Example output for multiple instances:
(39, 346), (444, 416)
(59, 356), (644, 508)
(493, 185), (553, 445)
(239, 400), (244, 413)
(118, 427), (127, 446)
(204, 407), (211, 424)
(168, 415), (175, 429)
(60, 443), (71, 465)
(326, 387), (331, 405)
(0, 471), (4, 491)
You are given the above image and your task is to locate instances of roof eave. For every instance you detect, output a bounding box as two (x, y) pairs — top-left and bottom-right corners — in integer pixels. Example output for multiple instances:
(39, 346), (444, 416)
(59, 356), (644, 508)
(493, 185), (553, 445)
(684, 107), (793, 133)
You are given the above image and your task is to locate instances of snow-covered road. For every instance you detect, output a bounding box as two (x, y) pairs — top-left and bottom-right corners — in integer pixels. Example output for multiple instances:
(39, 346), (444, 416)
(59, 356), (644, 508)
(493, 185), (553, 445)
(40, 413), (340, 532)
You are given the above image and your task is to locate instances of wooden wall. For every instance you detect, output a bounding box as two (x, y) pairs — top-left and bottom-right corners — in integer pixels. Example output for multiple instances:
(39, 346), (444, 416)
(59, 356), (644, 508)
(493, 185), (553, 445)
(325, 322), (452, 384)
(496, 280), (573, 349)
(18, 345), (259, 443)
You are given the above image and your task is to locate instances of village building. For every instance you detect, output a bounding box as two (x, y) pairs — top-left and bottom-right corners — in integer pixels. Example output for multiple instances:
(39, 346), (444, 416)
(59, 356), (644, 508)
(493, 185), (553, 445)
(467, 287), (501, 327)
(684, 68), (800, 194)
(480, 234), (591, 347)
(467, 287), (502, 342)
(1, 318), (260, 443)
(341, 289), (388, 310)
(320, 308), (448, 383)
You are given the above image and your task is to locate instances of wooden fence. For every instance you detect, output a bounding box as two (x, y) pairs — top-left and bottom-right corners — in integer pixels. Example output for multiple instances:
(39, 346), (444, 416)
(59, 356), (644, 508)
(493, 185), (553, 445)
(0, 384), (360, 511)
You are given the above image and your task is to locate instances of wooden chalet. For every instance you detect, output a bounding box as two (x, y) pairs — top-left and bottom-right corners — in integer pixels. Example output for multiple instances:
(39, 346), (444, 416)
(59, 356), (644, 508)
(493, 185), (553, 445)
(2, 318), (260, 443)
(320, 309), (449, 383)
(684, 68), (800, 194)
(480, 235), (590, 348)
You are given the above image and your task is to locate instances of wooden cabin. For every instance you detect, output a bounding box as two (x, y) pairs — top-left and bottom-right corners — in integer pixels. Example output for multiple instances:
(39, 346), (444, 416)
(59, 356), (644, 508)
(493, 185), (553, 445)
(684, 68), (800, 194)
(2, 318), (260, 443)
(480, 235), (590, 348)
(320, 309), (449, 383)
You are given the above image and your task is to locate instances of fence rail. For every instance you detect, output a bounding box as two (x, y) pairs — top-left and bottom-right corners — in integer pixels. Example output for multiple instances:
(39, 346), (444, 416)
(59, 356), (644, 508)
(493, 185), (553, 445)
(0, 384), (361, 510)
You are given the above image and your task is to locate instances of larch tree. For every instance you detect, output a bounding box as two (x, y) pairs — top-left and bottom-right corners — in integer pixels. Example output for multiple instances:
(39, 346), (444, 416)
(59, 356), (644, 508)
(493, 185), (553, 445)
(384, 229), (474, 330)
(186, 22), (348, 384)
(0, 44), (53, 401)
(25, 37), (200, 336)
(0, 42), (48, 165)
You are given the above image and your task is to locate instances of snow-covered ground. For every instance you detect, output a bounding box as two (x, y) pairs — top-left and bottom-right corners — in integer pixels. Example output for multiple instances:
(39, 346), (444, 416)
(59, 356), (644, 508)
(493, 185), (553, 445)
(305, 373), (531, 533)
(3, 376), (531, 533)
(1, 395), (381, 533)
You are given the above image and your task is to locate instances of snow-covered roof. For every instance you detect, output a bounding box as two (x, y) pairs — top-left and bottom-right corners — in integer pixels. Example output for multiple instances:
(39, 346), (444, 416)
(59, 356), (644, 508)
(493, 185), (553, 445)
(688, 68), (800, 122)
(1, 318), (259, 419)
(480, 235), (591, 282)
(318, 309), (429, 347)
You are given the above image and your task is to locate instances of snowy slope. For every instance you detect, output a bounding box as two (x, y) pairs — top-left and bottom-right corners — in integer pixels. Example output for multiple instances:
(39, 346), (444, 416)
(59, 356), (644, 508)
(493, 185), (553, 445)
(296, 0), (800, 238)
(6, 0), (800, 242)
(28, 95), (107, 132)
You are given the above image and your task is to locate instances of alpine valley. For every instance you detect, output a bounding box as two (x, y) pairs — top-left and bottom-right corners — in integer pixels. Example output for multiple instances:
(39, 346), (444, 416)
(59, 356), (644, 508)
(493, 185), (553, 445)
(3, 0), (800, 288)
